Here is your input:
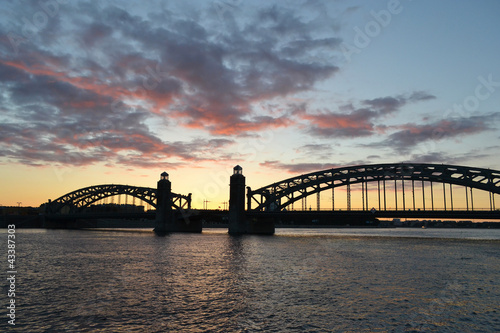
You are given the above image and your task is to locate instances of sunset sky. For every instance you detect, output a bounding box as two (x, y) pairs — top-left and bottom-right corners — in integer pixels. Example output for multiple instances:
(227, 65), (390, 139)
(1, 0), (499, 209)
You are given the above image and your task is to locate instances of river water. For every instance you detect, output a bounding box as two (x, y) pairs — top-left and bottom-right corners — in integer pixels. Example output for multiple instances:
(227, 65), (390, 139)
(1, 228), (499, 332)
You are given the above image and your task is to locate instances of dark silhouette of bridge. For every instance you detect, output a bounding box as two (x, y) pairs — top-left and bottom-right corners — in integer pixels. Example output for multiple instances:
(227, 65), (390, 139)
(45, 184), (191, 214)
(44, 163), (500, 234)
(247, 163), (499, 212)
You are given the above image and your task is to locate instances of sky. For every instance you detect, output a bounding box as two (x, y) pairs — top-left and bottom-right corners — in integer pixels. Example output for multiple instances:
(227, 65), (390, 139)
(1, 0), (499, 209)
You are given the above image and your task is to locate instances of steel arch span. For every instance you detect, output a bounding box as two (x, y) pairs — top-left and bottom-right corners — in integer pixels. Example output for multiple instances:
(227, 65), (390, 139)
(247, 163), (500, 211)
(46, 184), (191, 214)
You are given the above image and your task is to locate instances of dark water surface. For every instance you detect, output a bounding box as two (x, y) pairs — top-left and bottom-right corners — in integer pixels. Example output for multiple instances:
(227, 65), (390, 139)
(1, 228), (499, 332)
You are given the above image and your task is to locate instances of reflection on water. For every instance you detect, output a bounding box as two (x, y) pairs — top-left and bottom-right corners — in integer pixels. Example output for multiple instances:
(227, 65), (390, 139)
(2, 228), (499, 332)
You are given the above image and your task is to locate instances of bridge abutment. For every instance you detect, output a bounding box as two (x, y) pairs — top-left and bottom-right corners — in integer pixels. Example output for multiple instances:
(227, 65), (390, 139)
(229, 166), (274, 235)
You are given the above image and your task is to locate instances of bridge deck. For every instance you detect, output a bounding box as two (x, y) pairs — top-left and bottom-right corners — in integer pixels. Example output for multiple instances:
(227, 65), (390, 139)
(250, 210), (500, 220)
(45, 208), (500, 221)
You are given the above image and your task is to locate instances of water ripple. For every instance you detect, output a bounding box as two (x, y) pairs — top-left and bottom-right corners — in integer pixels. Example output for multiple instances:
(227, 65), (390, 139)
(1, 228), (499, 332)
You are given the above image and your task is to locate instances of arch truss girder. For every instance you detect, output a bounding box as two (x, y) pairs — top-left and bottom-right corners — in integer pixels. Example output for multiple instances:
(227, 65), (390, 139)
(46, 184), (191, 214)
(248, 163), (500, 211)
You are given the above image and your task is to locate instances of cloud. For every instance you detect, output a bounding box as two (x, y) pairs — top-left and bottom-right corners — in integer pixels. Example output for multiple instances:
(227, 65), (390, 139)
(408, 91), (436, 102)
(370, 113), (499, 154)
(0, 99), (236, 168)
(405, 152), (458, 164)
(260, 160), (339, 174)
(366, 155), (381, 161)
(296, 143), (334, 154)
(259, 157), (381, 174)
(84, 2), (340, 134)
(294, 91), (435, 138)
(0, 1), (344, 167)
(362, 96), (404, 114)
(0, 117), (236, 168)
(401, 150), (493, 166)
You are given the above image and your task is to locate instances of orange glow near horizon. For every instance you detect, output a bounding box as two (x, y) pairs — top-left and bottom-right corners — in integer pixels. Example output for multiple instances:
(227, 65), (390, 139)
(1, 162), (497, 213)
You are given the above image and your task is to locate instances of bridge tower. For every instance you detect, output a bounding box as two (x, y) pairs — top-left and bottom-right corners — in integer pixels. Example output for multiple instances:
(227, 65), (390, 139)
(228, 165), (274, 235)
(154, 172), (202, 234)
(154, 172), (173, 234)
(228, 165), (246, 234)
